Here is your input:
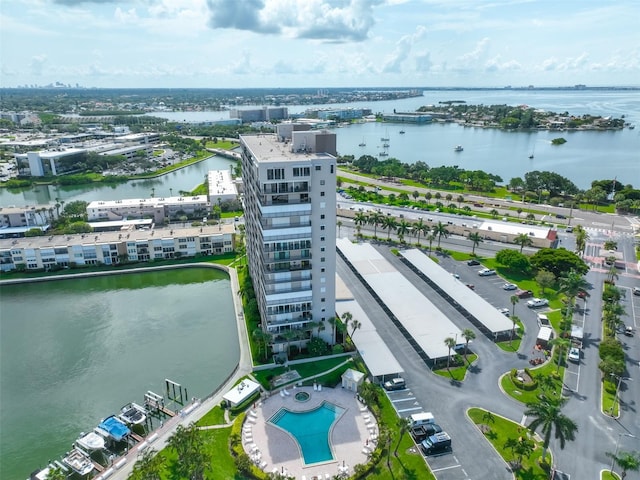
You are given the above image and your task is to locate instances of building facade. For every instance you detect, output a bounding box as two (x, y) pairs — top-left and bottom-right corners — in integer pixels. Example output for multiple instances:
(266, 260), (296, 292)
(0, 225), (235, 272)
(240, 127), (337, 354)
(87, 195), (210, 223)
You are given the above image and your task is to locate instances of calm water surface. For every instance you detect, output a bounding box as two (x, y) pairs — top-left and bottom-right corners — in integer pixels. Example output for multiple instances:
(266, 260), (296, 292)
(0, 268), (238, 479)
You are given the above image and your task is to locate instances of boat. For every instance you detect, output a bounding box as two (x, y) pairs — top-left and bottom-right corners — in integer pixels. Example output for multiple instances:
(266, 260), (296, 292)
(378, 151), (389, 157)
(29, 462), (69, 480)
(381, 129), (390, 142)
(454, 145), (464, 152)
(358, 137), (366, 147)
(76, 431), (106, 452)
(399, 130), (405, 134)
(629, 124), (636, 129)
(529, 144), (535, 159)
(119, 402), (147, 425)
(382, 142), (390, 148)
(96, 415), (131, 442)
(62, 448), (95, 476)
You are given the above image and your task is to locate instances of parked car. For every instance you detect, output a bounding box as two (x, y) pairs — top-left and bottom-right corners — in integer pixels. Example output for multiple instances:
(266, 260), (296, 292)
(556, 214), (566, 219)
(624, 326), (634, 337)
(633, 287), (640, 296)
(478, 268), (496, 277)
(383, 377), (406, 391)
(421, 432), (452, 455)
(467, 259), (480, 266)
(566, 226), (574, 233)
(466, 284), (475, 290)
(577, 290), (588, 299)
(515, 289), (534, 298)
(568, 347), (580, 363)
(502, 283), (517, 291)
(411, 424), (443, 442)
(527, 298), (549, 308)
(497, 308), (510, 317)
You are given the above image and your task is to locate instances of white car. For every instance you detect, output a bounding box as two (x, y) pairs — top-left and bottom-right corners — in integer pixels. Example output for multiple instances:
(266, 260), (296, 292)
(502, 283), (517, 290)
(568, 347), (580, 363)
(527, 298), (549, 308)
(497, 308), (510, 317)
(478, 268), (496, 277)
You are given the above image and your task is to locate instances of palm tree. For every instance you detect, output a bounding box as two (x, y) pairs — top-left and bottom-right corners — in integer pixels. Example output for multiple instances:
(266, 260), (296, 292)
(461, 328), (476, 363)
(413, 218), (428, 246)
(549, 337), (570, 372)
(433, 221), (449, 248)
(282, 329), (298, 359)
(394, 417), (411, 457)
(510, 295), (519, 317)
(327, 317), (337, 345)
(412, 190), (419, 202)
(252, 328), (269, 362)
(45, 466), (67, 480)
(524, 396), (578, 462)
(167, 423), (209, 480)
(490, 208), (499, 219)
(468, 232), (483, 254)
(349, 319), (362, 339)
(337, 220), (343, 237)
(128, 448), (164, 480)
(383, 216), (398, 240)
(509, 315), (519, 346)
(444, 336), (457, 370)
(574, 225), (589, 255)
(354, 211), (367, 237)
(606, 450), (640, 478)
(368, 211), (385, 239)
(396, 219), (411, 243)
(514, 233), (533, 252)
(426, 233), (436, 252)
(457, 195), (464, 209)
(512, 438), (535, 470)
(424, 192), (432, 204)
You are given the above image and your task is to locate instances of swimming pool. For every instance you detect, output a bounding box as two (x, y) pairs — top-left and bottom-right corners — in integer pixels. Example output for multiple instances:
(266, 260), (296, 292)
(269, 401), (345, 464)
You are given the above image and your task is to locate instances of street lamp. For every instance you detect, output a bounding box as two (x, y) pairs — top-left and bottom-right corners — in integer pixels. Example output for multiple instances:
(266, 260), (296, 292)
(609, 374), (632, 416)
(610, 433), (636, 472)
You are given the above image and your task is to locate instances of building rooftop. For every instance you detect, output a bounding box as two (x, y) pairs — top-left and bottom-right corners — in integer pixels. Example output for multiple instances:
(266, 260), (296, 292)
(241, 133), (334, 163)
(87, 195), (208, 209)
(0, 224), (235, 249)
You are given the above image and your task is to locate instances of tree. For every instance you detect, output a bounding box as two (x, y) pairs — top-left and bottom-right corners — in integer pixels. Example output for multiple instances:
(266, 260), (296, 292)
(444, 336), (457, 370)
(253, 328), (271, 362)
(426, 233), (436, 252)
(461, 328), (475, 362)
(536, 270), (556, 295)
(433, 221), (449, 247)
(396, 219), (411, 243)
(337, 220), (343, 237)
(349, 319), (362, 339)
(495, 249), (531, 272)
(574, 225), (589, 255)
(282, 329), (298, 359)
(457, 195), (464, 209)
(510, 295), (519, 317)
(368, 211), (385, 239)
(424, 192), (432, 204)
(513, 233), (533, 253)
(128, 449), (164, 480)
(549, 337), (570, 372)
(327, 317), (337, 345)
(525, 396), (578, 462)
(394, 417), (411, 457)
(606, 450), (640, 479)
(604, 240), (618, 251)
(354, 211), (367, 237)
(382, 216), (398, 240)
(512, 438), (535, 470)
(530, 248), (589, 277)
(45, 466), (68, 480)
(490, 208), (499, 218)
(167, 423), (209, 480)
(413, 218), (429, 246)
(468, 232), (483, 254)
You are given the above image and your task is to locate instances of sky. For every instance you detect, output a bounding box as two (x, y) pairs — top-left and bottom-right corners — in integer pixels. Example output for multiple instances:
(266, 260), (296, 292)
(1, 0), (639, 89)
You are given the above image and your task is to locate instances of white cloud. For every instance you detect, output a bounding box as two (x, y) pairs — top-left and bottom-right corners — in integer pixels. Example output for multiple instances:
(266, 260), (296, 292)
(30, 54), (48, 76)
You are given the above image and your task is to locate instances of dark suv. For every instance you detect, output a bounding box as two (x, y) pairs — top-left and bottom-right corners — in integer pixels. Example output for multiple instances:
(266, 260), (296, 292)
(411, 424), (442, 442)
(421, 432), (452, 455)
(467, 259), (480, 266)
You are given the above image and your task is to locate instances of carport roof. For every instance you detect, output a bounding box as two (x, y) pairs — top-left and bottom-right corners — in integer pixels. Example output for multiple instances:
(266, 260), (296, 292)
(337, 238), (462, 360)
(401, 249), (513, 335)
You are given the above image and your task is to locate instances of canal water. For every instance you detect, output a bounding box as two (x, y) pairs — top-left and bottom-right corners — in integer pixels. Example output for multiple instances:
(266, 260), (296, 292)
(0, 268), (238, 479)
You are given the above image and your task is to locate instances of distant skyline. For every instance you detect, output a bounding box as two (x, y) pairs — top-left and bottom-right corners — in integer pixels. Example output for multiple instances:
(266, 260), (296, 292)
(2, 0), (639, 89)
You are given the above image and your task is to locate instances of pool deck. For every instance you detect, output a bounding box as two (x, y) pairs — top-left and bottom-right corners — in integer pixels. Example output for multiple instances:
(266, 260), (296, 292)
(243, 385), (377, 479)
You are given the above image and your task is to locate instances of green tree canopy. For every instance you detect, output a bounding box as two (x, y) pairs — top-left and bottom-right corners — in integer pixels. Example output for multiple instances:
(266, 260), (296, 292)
(530, 248), (588, 277)
(495, 249), (531, 272)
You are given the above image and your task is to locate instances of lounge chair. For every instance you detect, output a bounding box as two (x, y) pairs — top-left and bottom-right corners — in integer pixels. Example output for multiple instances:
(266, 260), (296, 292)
(313, 384), (318, 391)
(283, 389), (290, 396)
(280, 390), (285, 398)
(318, 384), (322, 391)
(260, 461), (267, 470)
(362, 447), (371, 455)
(249, 410), (258, 417)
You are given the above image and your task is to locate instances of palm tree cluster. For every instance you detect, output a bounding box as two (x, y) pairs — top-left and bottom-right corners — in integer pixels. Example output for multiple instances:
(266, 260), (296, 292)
(165, 423), (210, 480)
(524, 395), (578, 463)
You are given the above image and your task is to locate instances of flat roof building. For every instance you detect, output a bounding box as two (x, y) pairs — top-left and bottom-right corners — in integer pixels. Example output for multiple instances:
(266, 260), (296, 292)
(240, 127), (337, 354)
(207, 169), (238, 205)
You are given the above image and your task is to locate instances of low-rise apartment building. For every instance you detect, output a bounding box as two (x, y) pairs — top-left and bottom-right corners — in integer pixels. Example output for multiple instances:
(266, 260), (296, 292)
(0, 224), (235, 272)
(87, 195), (210, 223)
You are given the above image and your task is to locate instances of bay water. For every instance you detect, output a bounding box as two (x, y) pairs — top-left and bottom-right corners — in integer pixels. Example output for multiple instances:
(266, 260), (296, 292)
(0, 268), (238, 479)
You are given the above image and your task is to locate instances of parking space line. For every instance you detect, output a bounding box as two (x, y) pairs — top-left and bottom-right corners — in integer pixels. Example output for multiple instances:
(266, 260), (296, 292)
(397, 406), (423, 413)
(431, 464), (462, 472)
(391, 397), (417, 403)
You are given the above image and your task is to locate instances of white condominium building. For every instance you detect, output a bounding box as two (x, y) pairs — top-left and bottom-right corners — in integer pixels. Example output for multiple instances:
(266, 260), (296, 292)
(240, 126), (337, 353)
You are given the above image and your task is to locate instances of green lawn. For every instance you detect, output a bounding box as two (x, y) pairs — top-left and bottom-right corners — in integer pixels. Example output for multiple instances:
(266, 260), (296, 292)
(500, 362), (565, 404)
(602, 471), (620, 480)
(252, 356), (352, 390)
(433, 354), (478, 381)
(602, 377), (618, 416)
(467, 408), (550, 480)
(196, 406), (227, 427)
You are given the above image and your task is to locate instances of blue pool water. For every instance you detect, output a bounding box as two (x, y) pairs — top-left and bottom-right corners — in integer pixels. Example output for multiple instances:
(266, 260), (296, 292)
(269, 401), (345, 464)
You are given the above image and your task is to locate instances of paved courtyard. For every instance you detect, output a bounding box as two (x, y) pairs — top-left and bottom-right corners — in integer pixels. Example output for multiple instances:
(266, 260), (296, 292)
(242, 385), (377, 479)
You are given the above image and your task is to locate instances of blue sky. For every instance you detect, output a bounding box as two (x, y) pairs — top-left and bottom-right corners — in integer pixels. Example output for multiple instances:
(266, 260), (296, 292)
(2, 0), (639, 88)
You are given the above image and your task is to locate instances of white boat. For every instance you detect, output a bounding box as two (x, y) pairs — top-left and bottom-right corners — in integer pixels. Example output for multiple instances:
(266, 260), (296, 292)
(29, 462), (69, 480)
(62, 448), (94, 476)
(358, 137), (366, 147)
(76, 431), (106, 452)
(119, 402), (147, 425)
(378, 151), (389, 157)
(454, 145), (464, 152)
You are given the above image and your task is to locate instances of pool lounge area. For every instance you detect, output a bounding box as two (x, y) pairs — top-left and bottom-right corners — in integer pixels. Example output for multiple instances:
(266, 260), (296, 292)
(243, 385), (376, 479)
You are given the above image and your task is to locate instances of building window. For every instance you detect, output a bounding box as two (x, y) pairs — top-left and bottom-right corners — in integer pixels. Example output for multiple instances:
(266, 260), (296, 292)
(320, 247), (325, 252)
(330, 165), (334, 173)
(321, 268), (325, 273)
(321, 257), (325, 262)
(320, 214), (325, 219)
(320, 180), (325, 185)
(320, 225), (325, 230)
(320, 191), (325, 197)
(315, 166), (321, 171)
(321, 298), (325, 302)
(320, 236), (325, 241)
